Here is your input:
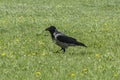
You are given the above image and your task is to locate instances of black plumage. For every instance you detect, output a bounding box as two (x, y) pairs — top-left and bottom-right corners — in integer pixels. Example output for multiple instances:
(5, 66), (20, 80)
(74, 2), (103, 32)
(57, 35), (87, 46)
(45, 26), (87, 53)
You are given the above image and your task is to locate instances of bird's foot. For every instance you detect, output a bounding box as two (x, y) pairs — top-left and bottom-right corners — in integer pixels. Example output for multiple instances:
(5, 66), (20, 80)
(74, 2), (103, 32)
(54, 48), (65, 54)
(55, 49), (62, 53)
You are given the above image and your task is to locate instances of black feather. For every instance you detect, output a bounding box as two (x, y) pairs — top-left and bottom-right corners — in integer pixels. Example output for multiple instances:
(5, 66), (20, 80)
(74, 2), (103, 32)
(57, 35), (87, 47)
(57, 35), (77, 44)
(74, 41), (87, 47)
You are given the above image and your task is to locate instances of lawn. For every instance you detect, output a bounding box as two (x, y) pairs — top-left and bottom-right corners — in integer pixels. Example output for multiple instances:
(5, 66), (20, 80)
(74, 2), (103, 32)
(0, 0), (120, 80)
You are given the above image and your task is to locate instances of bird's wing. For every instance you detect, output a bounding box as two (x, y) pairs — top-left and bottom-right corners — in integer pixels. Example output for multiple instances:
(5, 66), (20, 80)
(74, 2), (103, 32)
(57, 35), (77, 44)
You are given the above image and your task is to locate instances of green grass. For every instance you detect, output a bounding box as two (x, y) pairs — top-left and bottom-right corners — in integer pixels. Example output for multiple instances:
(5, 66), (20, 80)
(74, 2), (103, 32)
(0, 0), (120, 80)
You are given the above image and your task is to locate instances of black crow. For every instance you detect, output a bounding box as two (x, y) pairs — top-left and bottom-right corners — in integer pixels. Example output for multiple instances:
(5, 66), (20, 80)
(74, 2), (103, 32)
(45, 26), (87, 53)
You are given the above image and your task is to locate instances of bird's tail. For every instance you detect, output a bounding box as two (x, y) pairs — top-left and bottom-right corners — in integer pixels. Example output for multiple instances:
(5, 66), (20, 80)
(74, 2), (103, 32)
(75, 41), (87, 47)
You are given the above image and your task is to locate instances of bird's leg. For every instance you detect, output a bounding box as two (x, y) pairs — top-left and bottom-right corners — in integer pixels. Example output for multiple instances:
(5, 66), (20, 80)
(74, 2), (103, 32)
(55, 48), (65, 53)
(55, 48), (63, 53)
(62, 48), (65, 53)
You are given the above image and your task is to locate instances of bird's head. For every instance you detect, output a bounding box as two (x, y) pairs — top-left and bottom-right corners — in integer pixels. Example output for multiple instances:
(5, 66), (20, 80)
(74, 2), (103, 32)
(45, 26), (56, 33)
